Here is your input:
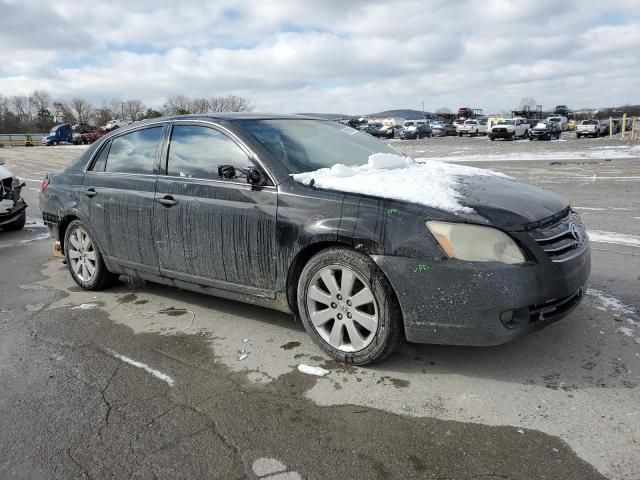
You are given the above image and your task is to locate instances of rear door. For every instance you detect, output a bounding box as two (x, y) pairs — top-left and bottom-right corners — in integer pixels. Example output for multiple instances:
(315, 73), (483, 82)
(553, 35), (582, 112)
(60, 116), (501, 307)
(80, 125), (165, 272)
(153, 121), (277, 294)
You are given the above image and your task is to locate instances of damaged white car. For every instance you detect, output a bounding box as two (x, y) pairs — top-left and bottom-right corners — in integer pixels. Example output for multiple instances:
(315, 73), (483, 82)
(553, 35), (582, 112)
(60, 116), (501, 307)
(0, 159), (26, 231)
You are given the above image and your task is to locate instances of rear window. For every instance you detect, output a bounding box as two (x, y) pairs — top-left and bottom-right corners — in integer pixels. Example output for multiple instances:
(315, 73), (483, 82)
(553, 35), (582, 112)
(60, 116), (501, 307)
(105, 127), (163, 175)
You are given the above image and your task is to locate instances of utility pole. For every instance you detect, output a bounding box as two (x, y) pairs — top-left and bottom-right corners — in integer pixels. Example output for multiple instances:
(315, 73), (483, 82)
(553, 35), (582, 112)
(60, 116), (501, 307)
(422, 101), (425, 118)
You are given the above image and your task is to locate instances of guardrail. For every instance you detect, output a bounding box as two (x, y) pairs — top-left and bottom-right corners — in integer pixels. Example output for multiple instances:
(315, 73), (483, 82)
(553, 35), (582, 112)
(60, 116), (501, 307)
(0, 133), (47, 147)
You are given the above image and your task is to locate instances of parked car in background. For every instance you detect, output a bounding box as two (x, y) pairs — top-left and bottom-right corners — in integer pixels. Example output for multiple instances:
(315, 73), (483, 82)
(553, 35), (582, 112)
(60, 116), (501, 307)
(431, 123), (457, 136)
(452, 118), (466, 131)
(42, 123), (74, 146)
(529, 120), (561, 140)
(567, 119), (578, 131)
(545, 115), (568, 131)
(488, 118), (530, 141)
(363, 123), (383, 137)
(400, 120), (431, 139)
(576, 120), (606, 138)
(457, 119), (487, 137)
(0, 159), (26, 231)
(378, 124), (403, 139)
(39, 114), (591, 365)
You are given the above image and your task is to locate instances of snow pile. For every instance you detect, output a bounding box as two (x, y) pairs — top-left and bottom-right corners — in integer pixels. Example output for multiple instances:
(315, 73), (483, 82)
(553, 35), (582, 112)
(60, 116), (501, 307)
(297, 364), (330, 377)
(292, 153), (507, 214)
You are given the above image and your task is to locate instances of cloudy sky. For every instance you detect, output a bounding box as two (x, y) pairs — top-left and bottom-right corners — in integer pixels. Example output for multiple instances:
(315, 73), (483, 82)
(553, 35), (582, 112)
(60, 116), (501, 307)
(1, 0), (638, 114)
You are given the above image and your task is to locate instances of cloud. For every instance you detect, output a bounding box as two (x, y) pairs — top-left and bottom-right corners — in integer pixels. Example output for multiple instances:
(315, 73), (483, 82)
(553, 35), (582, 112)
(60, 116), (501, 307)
(0, 0), (638, 114)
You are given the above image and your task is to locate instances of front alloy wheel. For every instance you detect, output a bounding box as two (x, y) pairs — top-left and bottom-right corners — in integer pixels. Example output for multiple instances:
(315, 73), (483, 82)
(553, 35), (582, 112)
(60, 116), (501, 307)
(297, 247), (402, 365)
(307, 265), (378, 352)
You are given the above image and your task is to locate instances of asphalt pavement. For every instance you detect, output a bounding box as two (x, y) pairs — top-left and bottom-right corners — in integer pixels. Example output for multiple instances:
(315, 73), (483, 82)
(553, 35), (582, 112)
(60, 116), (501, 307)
(0, 136), (638, 480)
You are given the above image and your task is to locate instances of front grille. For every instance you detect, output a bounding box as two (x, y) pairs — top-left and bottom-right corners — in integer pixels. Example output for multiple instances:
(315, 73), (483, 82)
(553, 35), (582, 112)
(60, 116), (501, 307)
(493, 127), (507, 133)
(528, 210), (588, 262)
(1, 177), (11, 190)
(529, 287), (584, 323)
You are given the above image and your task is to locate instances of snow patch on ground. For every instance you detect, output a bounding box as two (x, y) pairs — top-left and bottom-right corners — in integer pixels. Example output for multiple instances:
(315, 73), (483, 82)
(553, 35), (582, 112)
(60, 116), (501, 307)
(292, 153), (508, 214)
(107, 350), (175, 386)
(72, 303), (98, 310)
(297, 364), (330, 377)
(429, 144), (640, 162)
(587, 289), (640, 343)
(589, 230), (640, 248)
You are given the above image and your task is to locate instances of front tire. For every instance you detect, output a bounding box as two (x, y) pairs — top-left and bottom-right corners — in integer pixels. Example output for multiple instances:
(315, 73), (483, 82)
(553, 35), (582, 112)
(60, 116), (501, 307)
(297, 247), (402, 365)
(64, 220), (117, 290)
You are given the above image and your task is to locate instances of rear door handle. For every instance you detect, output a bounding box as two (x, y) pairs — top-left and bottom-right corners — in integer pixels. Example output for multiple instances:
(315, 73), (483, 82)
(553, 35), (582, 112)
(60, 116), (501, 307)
(84, 188), (97, 198)
(156, 196), (178, 207)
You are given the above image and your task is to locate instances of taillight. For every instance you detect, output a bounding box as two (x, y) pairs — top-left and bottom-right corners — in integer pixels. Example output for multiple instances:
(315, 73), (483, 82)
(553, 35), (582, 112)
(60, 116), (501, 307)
(39, 175), (49, 193)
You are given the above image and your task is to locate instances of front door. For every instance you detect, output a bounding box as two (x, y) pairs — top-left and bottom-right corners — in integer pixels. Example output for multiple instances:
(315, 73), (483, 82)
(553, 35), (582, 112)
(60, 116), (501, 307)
(80, 125), (164, 272)
(153, 123), (277, 293)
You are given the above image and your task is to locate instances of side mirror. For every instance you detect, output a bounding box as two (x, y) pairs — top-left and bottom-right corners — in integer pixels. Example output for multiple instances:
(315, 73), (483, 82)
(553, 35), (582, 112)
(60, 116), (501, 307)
(218, 165), (236, 179)
(246, 167), (267, 187)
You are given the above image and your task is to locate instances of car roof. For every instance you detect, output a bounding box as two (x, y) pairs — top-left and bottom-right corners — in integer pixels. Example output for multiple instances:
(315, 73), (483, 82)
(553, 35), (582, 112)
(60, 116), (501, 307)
(135, 113), (322, 124)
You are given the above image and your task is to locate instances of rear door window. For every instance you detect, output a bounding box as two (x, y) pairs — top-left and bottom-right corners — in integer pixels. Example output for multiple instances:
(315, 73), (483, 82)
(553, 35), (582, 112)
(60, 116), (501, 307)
(167, 125), (252, 180)
(105, 127), (163, 174)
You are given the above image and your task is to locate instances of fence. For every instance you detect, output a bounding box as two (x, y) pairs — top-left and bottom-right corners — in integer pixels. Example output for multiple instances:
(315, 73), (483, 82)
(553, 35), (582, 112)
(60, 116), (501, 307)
(0, 133), (47, 147)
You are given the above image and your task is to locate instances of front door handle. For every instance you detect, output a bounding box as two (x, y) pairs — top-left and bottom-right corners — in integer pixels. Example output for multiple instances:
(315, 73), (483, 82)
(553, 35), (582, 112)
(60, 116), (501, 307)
(156, 196), (178, 207)
(84, 188), (97, 198)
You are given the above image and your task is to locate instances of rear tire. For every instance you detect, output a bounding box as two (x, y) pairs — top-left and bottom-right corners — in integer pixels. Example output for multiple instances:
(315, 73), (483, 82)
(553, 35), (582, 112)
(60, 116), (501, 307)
(64, 220), (117, 291)
(2, 210), (26, 231)
(297, 247), (403, 365)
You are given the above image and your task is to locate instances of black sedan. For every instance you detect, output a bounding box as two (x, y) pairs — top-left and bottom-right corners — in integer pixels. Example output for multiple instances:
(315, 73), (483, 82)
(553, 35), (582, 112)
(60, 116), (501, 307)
(40, 114), (591, 365)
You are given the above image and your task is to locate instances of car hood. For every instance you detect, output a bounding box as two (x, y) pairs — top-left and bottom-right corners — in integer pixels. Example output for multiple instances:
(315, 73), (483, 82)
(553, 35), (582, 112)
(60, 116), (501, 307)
(0, 164), (13, 181)
(456, 173), (568, 229)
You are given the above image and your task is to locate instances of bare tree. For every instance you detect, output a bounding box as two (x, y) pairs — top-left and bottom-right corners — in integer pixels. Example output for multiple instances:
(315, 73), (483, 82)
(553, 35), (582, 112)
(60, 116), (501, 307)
(94, 103), (114, 127)
(208, 95), (253, 112)
(29, 90), (51, 114)
(190, 97), (210, 114)
(11, 96), (30, 123)
(165, 95), (191, 115)
(70, 97), (93, 124)
(123, 99), (146, 122)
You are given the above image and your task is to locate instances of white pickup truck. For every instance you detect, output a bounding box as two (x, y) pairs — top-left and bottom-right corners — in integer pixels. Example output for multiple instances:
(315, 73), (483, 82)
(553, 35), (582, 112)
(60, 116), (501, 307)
(487, 117), (530, 141)
(576, 119), (607, 138)
(457, 119), (487, 136)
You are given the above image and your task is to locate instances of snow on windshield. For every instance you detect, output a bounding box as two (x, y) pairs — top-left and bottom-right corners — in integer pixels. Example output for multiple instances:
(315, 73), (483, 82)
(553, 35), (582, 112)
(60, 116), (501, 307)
(291, 153), (508, 213)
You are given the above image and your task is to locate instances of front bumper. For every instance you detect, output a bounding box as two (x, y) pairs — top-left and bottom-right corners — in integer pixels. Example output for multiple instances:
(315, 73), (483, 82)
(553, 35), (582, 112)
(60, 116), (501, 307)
(372, 245), (590, 346)
(489, 129), (514, 138)
(0, 198), (27, 226)
(531, 131), (552, 139)
(400, 132), (418, 139)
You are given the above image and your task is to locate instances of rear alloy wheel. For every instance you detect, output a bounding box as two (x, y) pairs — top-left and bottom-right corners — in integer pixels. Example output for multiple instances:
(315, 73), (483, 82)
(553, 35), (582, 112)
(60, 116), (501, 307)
(64, 220), (117, 290)
(297, 247), (402, 365)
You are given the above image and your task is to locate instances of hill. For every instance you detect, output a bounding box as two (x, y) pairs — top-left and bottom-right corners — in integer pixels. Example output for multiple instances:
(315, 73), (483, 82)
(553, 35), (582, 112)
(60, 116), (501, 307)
(367, 109), (430, 120)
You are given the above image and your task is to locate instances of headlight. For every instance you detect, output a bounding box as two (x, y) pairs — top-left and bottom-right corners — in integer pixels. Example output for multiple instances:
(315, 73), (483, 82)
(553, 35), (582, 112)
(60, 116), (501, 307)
(426, 221), (526, 264)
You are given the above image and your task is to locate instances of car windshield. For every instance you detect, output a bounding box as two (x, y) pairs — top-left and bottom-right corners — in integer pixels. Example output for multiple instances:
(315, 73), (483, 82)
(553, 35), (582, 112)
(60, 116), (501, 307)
(549, 117), (561, 122)
(498, 120), (515, 125)
(403, 122), (415, 127)
(238, 119), (403, 174)
(464, 120), (477, 125)
(582, 120), (598, 125)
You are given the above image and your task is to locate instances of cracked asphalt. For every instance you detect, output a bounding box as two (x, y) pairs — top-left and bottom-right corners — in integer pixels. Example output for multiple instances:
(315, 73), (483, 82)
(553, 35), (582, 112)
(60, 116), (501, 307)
(1, 138), (639, 479)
